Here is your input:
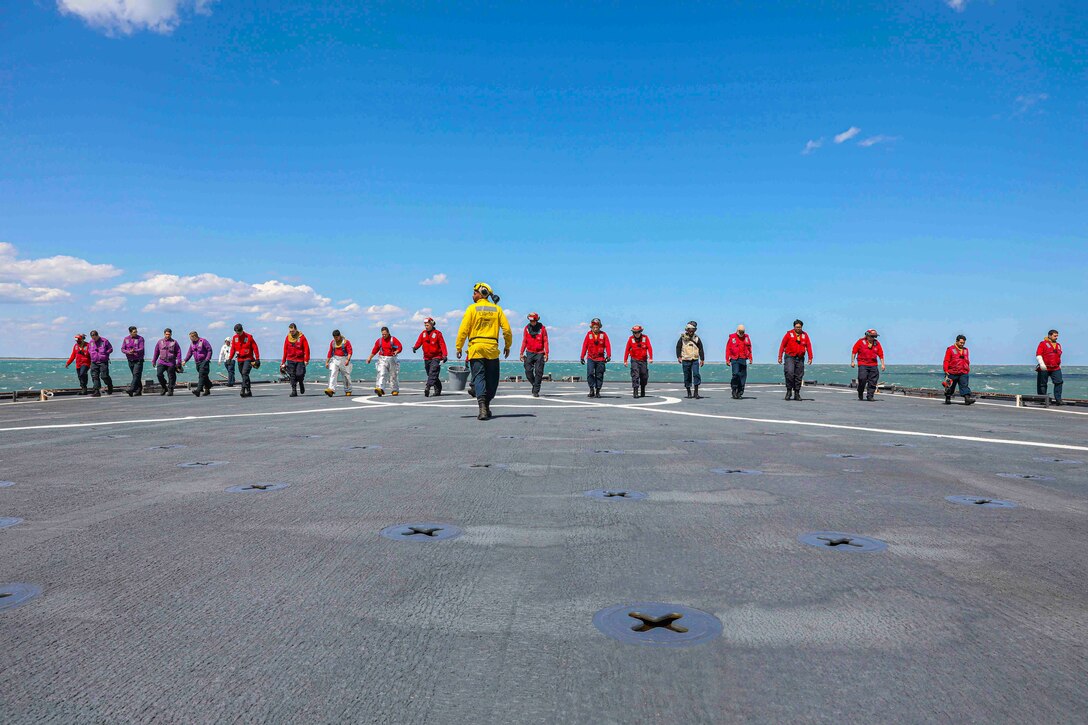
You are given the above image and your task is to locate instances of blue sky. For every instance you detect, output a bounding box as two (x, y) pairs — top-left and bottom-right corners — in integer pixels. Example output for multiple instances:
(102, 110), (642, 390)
(1, 1), (1085, 362)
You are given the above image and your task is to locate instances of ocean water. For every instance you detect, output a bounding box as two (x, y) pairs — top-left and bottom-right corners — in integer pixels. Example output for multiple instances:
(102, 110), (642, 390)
(2, 359), (1082, 397)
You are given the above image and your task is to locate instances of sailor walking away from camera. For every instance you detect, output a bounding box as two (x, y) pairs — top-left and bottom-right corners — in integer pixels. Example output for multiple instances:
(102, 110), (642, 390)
(455, 282), (512, 421)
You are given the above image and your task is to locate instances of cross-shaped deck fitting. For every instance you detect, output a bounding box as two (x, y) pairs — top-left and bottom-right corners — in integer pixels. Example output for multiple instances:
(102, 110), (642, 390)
(628, 612), (689, 633)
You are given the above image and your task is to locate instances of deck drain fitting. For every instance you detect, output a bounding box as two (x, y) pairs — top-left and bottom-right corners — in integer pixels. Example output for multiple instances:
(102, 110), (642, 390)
(498, 435), (525, 440)
(145, 444), (187, 451)
(178, 461), (228, 469)
(996, 473), (1054, 481)
(1031, 457), (1082, 465)
(711, 468), (762, 476)
(294, 434), (323, 439)
(0, 517), (24, 529)
(226, 482), (291, 493)
(799, 531), (887, 553)
(593, 602), (722, 647)
(946, 495), (1017, 508)
(592, 449), (626, 455)
(827, 454), (870, 460)
(0, 583), (41, 612)
(343, 445), (383, 451)
(380, 522), (463, 542)
(882, 442), (916, 448)
(463, 463), (508, 470)
(0, 481), (14, 488)
(585, 489), (648, 501)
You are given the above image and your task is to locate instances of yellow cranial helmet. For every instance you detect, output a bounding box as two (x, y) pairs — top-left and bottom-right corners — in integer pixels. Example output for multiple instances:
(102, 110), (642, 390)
(473, 282), (493, 295)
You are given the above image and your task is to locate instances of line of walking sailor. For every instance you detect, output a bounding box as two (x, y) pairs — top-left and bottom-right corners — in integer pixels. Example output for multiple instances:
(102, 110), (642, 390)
(62, 286), (1068, 410)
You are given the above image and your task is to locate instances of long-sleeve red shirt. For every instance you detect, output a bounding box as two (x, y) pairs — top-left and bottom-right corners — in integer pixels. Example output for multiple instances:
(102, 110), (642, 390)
(327, 339), (353, 359)
(326, 339), (352, 359)
(281, 334), (310, 364)
(943, 345), (970, 375)
(1036, 341), (1062, 370)
(725, 334), (753, 363)
(371, 337), (402, 356)
(66, 343), (91, 367)
(779, 331), (813, 361)
(413, 330), (448, 360)
(229, 333), (260, 362)
(581, 332), (611, 361)
(520, 324), (549, 355)
(624, 335), (653, 362)
(851, 339), (884, 366)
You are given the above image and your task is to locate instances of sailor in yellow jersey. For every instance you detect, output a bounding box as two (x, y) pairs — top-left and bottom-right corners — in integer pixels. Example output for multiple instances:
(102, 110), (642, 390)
(455, 282), (513, 421)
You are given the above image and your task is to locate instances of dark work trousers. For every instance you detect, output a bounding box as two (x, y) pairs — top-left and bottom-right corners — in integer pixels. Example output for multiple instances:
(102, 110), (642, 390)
(284, 361), (306, 393)
(75, 365), (89, 391)
(238, 360), (253, 392)
(195, 360), (212, 393)
(1037, 368), (1063, 401)
(629, 359), (649, 391)
(425, 359), (443, 391)
(784, 356), (806, 392)
(523, 352), (546, 394)
(470, 358), (500, 401)
(857, 365), (880, 400)
(730, 360), (748, 396)
(157, 364), (178, 392)
(682, 359), (702, 388)
(126, 359), (144, 394)
(587, 359), (606, 391)
(946, 373), (971, 398)
(224, 359), (236, 386)
(90, 361), (113, 394)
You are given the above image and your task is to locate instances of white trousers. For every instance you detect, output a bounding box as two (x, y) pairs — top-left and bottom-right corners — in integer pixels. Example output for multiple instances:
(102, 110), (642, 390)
(376, 355), (399, 392)
(328, 356), (352, 392)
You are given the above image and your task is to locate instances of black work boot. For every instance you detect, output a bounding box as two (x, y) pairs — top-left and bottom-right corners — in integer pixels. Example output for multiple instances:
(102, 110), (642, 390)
(484, 398), (493, 420)
(793, 388), (802, 401)
(944, 395), (952, 405)
(477, 399), (488, 421)
(588, 388), (596, 398)
(694, 386), (702, 399)
(964, 395), (976, 405)
(434, 381), (442, 396)
(193, 387), (202, 397)
(685, 387), (692, 399)
(640, 384), (646, 398)
(784, 390), (792, 400)
(424, 386), (431, 397)
(160, 388), (167, 396)
(632, 387), (639, 399)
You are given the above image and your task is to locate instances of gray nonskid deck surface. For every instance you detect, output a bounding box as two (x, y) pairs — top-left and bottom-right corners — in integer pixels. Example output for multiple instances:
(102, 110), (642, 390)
(1, 383), (1086, 724)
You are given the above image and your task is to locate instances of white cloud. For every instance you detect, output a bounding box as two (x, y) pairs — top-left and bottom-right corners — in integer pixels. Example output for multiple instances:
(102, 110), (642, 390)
(0, 282), (72, 304)
(90, 295), (127, 312)
(834, 127), (861, 144)
(207, 321), (226, 330)
(0, 242), (121, 286)
(142, 294), (193, 313)
(407, 307), (463, 326)
(946, 0), (968, 11)
(115, 273), (360, 322)
(1014, 93), (1049, 116)
(57, 0), (216, 35)
(110, 272), (236, 296)
(52, 317), (70, 325)
(365, 304), (405, 318)
(419, 273), (449, 286)
(858, 135), (900, 147)
(801, 138), (824, 156)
